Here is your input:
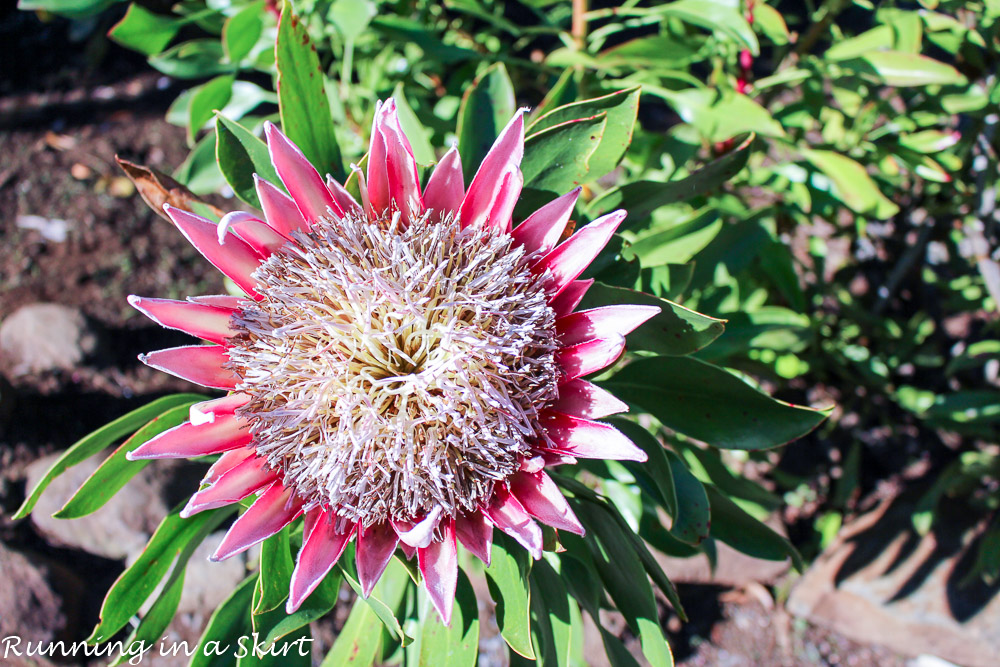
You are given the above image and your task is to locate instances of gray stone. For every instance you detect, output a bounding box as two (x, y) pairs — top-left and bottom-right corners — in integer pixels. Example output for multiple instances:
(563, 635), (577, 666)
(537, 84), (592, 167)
(23, 449), (172, 560)
(0, 303), (97, 375)
(787, 496), (1000, 667)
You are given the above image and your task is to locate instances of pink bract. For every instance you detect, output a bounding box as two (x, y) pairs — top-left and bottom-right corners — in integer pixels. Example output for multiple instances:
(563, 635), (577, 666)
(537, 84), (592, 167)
(127, 100), (657, 625)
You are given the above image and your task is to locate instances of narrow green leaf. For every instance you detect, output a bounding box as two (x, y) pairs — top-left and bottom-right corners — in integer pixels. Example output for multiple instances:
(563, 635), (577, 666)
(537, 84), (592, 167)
(322, 598), (382, 666)
(587, 133), (754, 225)
(223, 1), (265, 64)
(837, 51), (966, 87)
(705, 485), (803, 571)
(108, 4), (181, 56)
(338, 546), (414, 646)
(529, 559), (574, 667)
(456, 62), (516, 182)
(485, 532), (535, 659)
(17, 0), (118, 19)
(55, 400), (199, 518)
(801, 148), (899, 219)
(664, 449), (711, 545)
(216, 114), (281, 209)
(276, 7), (345, 181)
(254, 526), (294, 614)
(604, 419), (677, 517)
(15, 394), (205, 519)
(417, 568), (479, 667)
(253, 563), (340, 648)
(191, 575), (257, 667)
(601, 356), (832, 450)
(88, 503), (234, 642)
(111, 568), (186, 666)
(528, 87), (640, 182)
(626, 209), (723, 265)
(522, 114), (607, 194)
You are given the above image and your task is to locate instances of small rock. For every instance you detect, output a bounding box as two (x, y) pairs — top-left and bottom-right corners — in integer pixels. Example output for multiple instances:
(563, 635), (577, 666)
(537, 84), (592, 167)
(0, 303), (97, 375)
(23, 449), (172, 560)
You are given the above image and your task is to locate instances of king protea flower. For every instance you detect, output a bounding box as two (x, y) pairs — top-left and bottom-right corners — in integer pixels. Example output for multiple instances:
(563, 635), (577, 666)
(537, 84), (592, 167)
(126, 101), (658, 624)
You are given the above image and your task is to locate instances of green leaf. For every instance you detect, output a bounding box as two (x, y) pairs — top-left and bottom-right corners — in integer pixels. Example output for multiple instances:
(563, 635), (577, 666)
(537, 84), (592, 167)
(456, 63), (516, 183)
(54, 400), (198, 518)
(223, 1), (265, 64)
(528, 559), (573, 667)
(112, 567), (186, 666)
(801, 148), (899, 219)
(254, 527), (294, 615)
(625, 209), (723, 264)
(705, 485), (802, 570)
(189, 75), (235, 145)
(253, 561), (340, 648)
(754, 4), (790, 45)
(836, 51), (966, 87)
(528, 87), (640, 182)
(577, 282), (724, 356)
(601, 356), (831, 450)
(88, 504), (234, 642)
(216, 114), (282, 209)
(150, 39), (233, 79)
(338, 546), (414, 646)
(663, 449), (710, 545)
(108, 4), (181, 56)
(587, 133), (754, 225)
(191, 575), (257, 667)
(417, 568), (479, 666)
(17, 0), (118, 19)
(14, 394), (204, 519)
(659, 0), (758, 54)
(322, 598), (382, 666)
(604, 419), (677, 517)
(522, 114), (607, 194)
(485, 533), (535, 659)
(572, 501), (674, 667)
(176, 129), (227, 195)
(276, 7), (345, 181)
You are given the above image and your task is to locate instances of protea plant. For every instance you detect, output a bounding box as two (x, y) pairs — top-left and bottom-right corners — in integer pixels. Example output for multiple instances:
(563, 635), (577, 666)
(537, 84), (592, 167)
(125, 100), (658, 624)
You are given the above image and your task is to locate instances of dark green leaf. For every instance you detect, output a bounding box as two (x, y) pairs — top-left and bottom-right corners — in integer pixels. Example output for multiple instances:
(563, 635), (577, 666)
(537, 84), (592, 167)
(150, 39), (233, 79)
(191, 575), (256, 667)
(604, 419), (677, 517)
(14, 394), (204, 519)
(600, 356), (831, 450)
(88, 504), (234, 642)
(108, 4), (181, 56)
(276, 7), (345, 181)
(705, 485), (802, 570)
(485, 533), (535, 659)
(522, 114), (607, 194)
(55, 400), (198, 518)
(216, 114), (281, 209)
(456, 63), (516, 183)
(664, 449), (711, 544)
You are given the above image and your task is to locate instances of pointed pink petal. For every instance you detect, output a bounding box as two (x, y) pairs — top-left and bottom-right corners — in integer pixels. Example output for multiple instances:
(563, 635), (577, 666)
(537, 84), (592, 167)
(422, 146), (465, 219)
(556, 335), (625, 381)
(509, 471), (584, 535)
(377, 100), (423, 223)
(188, 294), (245, 309)
(552, 379), (628, 419)
(366, 107), (390, 220)
(512, 188), (581, 254)
(128, 295), (236, 345)
(486, 168), (523, 233)
(288, 509), (354, 612)
(557, 305), (660, 347)
(229, 218), (290, 257)
(418, 520), (458, 626)
(455, 511), (493, 565)
(189, 392), (250, 426)
(485, 486), (542, 559)
(255, 175), (308, 236)
(541, 411), (647, 462)
(460, 110), (525, 229)
(127, 413), (251, 460)
(536, 210), (626, 297)
(203, 446), (254, 484)
(139, 345), (239, 389)
(393, 506), (442, 549)
(211, 482), (303, 561)
(182, 454), (277, 517)
(326, 175), (363, 217)
(356, 522), (399, 597)
(550, 279), (593, 318)
(164, 206), (262, 298)
(264, 122), (343, 223)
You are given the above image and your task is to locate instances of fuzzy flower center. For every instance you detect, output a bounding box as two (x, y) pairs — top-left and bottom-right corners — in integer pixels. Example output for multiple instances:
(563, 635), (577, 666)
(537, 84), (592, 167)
(227, 212), (560, 526)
